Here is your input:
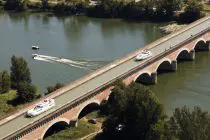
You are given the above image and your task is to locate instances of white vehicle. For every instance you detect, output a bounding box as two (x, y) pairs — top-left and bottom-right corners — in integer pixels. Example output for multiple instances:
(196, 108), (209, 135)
(26, 99), (55, 117)
(135, 50), (152, 61)
(32, 46), (39, 49)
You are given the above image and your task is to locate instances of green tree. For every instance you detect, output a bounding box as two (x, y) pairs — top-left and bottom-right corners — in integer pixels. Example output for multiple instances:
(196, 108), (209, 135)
(41, 0), (48, 9)
(0, 70), (11, 93)
(45, 82), (65, 95)
(179, 0), (204, 22)
(185, 0), (203, 13)
(165, 106), (210, 140)
(10, 55), (31, 89)
(17, 82), (37, 102)
(102, 82), (166, 140)
(4, 0), (26, 11)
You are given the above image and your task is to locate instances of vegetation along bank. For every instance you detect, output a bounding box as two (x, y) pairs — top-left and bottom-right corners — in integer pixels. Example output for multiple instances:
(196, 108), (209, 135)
(1, 0), (207, 23)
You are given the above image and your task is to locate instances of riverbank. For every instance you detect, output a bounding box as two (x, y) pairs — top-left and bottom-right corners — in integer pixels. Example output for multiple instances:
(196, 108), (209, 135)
(0, 90), (24, 120)
(159, 23), (187, 34)
(1, 0), (205, 23)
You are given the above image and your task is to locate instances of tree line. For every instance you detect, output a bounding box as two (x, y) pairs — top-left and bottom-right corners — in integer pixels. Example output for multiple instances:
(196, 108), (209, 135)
(87, 0), (204, 22)
(0, 56), (38, 103)
(96, 82), (210, 140)
(2, 0), (205, 23)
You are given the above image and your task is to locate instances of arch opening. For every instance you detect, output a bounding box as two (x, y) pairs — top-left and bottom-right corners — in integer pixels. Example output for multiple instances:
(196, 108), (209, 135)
(43, 121), (69, 139)
(135, 72), (157, 85)
(176, 50), (192, 61)
(156, 61), (173, 73)
(194, 40), (208, 51)
(78, 102), (99, 119)
(135, 73), (151, 85)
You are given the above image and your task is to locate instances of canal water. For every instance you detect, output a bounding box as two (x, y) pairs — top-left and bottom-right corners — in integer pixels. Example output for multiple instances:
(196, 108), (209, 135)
(0, 12), (209, 115)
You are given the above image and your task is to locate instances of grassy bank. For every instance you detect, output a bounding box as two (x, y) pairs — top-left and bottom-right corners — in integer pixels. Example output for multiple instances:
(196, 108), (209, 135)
(44, 110), (106, 140)
(45, 120), (99, 140)
(203, 3), (210, 13)
(0, 90), (24, 119)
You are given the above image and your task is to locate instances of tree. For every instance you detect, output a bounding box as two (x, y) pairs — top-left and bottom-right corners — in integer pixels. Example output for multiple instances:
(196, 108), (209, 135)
(101, 82), (166, 140)
(165, 106), (210, 140)
(155, 0), (184, 19)
(45, 82), (65, 95)
(41, 0), (48, 10)
(4, 0), (26, 11)
(0, 70), (11, 93)
(185, 0), (203, 14)
(17, 82), (37, 103)
(10, 55), (31, 89)
(179, 0), (204, 22)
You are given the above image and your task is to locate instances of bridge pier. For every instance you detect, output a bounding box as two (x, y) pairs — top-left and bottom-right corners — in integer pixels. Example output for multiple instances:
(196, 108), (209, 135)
(171, 60), (177, 71)
(206, 41), (210, 51)
(70, 119), (78, 127)
(189, 50), (195, 60)
(150, 72), (157, 84)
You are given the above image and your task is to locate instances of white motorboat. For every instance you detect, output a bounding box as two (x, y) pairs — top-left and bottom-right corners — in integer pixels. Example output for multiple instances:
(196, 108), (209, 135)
(32, 54), (38, 58)
(26, 99), (55, 117)
(32, 46), (39, 50)
(135, 50), (152, 61)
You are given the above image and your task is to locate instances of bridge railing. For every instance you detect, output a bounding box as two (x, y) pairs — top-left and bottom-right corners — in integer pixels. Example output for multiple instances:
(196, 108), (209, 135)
(3, 22), (210, 140)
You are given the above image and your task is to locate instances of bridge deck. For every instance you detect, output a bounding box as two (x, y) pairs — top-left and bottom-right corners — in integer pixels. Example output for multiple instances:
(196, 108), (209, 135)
(0, 16), (210, 139)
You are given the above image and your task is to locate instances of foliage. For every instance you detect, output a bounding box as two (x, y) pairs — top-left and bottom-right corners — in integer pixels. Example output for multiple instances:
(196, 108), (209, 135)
(203, 3), (210, 12)
(53, 2), (87, 15)
(17, 82), (37, 103)
(165, 106), (210, 140)
(0, 70), (11, 93)
(87, 0), (187, 21)
(101, 82), (166, 140)
(99, 100), (109, 116)
(45, 82), (65, 95)
(178, 0), (204, 23)
(41, 0), (48, 9)
(10, 55), (31, 89)
(0, 90), (24, 119)
(4, 0), (26, 11)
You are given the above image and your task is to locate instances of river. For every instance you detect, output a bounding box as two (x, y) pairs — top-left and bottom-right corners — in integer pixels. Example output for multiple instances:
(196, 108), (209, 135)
(0, 12), (209, 115)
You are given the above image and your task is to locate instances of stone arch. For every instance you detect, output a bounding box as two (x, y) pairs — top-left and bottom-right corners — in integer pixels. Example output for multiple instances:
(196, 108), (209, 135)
(133, 71), (151, 82)
(176, 48), (193, 61)
(75, 100), (100, 119)
(194, 38), (208, 51)
(42, 118), (69, 139)
(155, 58), (177, 73)
(134, 71), (157, 85)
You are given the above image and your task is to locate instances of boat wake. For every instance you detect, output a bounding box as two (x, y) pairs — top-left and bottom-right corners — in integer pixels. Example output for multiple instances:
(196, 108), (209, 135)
(33, 54), (108, 71)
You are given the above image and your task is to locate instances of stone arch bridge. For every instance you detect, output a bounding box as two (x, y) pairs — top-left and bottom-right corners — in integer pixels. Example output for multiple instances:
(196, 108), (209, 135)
(1, 16), (210, 140)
